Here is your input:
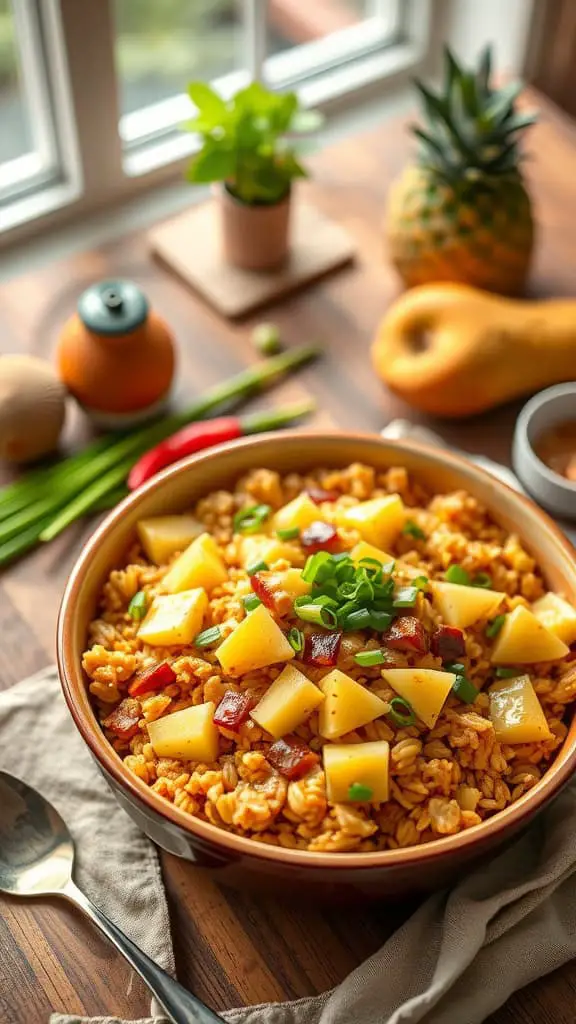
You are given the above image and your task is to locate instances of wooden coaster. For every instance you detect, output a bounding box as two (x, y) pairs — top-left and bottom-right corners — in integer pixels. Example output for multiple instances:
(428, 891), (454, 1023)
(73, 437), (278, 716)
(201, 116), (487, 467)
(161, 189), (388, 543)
(149, 199), (355, 319)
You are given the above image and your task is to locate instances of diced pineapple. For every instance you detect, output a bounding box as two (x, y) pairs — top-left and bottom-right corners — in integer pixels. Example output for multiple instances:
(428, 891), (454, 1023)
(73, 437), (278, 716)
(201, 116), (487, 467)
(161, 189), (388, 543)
(351, 540), (421, 580)
(240, 535), (302, 569)
(147, 702), (219, 761)
(491, 606), (570, 664)
(251, 665), (324, 739)
(138, 589), (208, 646)
(489, 674), (553, 744)
(431, 581), (505, 629)
(215, 604), (295, 676)
(381, 668), (456, 728)
(272, 494), (319, 533)
(336, 494), (405, 548)
(318, 669), (388, 740)
(532, 592), (576, 646)
(162, 532), (228, 594)
(323, 741), (390, 803)
(275, 568), (311, 599)
(137, 515), (203, 565)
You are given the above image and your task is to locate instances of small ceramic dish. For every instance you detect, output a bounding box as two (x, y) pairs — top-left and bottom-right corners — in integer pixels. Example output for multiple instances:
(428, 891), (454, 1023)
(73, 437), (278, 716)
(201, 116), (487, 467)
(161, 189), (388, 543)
(512, 383), (576, 520)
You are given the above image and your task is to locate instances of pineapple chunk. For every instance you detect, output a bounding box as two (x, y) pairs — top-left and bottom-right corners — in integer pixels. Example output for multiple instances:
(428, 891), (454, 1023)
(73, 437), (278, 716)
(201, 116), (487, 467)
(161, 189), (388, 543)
(491, 606), (570, 664)
(489, 674), (553, 744)
(215, 604), (295, 676)
(137, 515), (203, 565)
(148, 702), (219, 761)
(251, 665), (324, 739)
(351, 540), (422, 580)
(275, 568), (311, 599)
(532, 592), (576, 646)
(272, 494), (319, 533)
(431, 581), (505, 629)
(323, 741), (390, 803)
(138, 589), (208, 646)
(336, 494), (405, 548)
(382, 668), (456, 728)
(162, 532), (228, 594)
(318, 669), (388, 740)
(240, 535), (302, 569)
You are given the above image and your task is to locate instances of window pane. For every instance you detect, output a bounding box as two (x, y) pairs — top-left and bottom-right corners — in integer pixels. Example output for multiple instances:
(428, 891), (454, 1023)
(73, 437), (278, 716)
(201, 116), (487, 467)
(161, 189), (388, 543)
(114, 0), (244, 119)
(268, 0), (371, 56)
(0, 0), (33, 164)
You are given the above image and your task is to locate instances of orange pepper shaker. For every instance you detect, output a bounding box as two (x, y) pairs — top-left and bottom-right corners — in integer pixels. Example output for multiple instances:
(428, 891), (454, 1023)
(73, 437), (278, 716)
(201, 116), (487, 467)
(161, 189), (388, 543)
(56, 279), (176, 428)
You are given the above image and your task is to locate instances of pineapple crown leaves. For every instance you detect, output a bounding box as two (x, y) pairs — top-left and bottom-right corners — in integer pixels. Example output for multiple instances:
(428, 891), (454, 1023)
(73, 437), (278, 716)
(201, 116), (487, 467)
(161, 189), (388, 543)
(410, 46), (538, 184)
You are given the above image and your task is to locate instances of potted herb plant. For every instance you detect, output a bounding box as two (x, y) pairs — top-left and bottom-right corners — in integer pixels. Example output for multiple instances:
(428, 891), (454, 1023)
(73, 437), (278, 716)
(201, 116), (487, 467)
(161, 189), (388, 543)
(183, 80), (322, 272)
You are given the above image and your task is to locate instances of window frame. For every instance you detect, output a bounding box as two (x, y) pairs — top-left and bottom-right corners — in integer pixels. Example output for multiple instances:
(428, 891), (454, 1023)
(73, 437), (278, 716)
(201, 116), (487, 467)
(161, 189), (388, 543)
(0, 0), (432, 248)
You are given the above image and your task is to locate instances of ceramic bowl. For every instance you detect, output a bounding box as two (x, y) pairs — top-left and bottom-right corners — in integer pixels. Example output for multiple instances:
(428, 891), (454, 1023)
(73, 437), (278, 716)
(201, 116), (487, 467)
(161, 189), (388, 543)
(512, 383), (576, 520)
(57, 432), (576, 898)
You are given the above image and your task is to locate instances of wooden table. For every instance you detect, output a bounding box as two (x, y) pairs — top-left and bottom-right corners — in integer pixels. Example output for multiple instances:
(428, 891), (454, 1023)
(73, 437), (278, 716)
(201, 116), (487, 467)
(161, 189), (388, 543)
(2, 89), (576, 1024)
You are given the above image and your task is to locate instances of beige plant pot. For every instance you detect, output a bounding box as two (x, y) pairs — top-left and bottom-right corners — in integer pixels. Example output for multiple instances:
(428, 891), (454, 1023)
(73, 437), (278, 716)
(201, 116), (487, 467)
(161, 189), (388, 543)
(218, 184), (291, 271)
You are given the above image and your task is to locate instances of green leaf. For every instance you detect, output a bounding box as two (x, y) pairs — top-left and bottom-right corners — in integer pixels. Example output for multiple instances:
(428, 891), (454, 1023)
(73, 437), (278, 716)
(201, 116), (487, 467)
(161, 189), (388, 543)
(484, 81), (523, 126)
(186, 146), (235, 184)
(187, 81), (227, 124)
(444, 47), (463, 95)
(477, 45), (492, 95)
(290, 109), (324, 133)
(503, 111), (539, 135)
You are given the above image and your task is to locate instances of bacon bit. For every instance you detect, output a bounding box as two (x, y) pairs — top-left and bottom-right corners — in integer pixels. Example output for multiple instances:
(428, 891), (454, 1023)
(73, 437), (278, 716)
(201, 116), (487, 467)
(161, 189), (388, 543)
(213, 690), (254, 731)
(306, 487), (339, 504)
(267, 736), (320, 780)
(303, 631), (342, 667)
(128, 661), (177, 697)
(384, 616), (428, 654)
(300, 521), (339, 552)
(430, 625), (465, 661)
(102, 698), (141, 740)
(251, 571), (293, 616)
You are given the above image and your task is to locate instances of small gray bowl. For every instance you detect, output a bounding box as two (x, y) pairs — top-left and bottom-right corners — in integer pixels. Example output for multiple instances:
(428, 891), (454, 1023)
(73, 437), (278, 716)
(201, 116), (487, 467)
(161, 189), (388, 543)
(512, 383), (576, 520)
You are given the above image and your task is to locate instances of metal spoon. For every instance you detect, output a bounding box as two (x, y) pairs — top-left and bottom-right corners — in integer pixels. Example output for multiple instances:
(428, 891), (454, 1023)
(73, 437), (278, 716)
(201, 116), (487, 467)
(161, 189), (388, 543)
(0, 771), (223, 1023)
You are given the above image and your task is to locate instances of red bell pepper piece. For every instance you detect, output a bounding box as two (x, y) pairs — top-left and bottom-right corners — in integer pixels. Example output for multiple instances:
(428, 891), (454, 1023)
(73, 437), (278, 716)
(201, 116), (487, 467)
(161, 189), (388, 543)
(384, 616), (428, 654)
(303, 631), (342, 667)
(128, 417), (243, 490)
(300, 521), (339, 553)
(306, 487), (339, 504)
(213, 691), (254, 731)
(128, 661), (177, 697)
(430, 625), (466, 661)
(267, 736), (320, 780)
(102, 698), (141, 740)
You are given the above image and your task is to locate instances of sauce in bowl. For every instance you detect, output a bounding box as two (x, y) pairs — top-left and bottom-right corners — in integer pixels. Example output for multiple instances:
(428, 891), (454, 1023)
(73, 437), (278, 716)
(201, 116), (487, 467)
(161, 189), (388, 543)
(534, 421), (576, 482)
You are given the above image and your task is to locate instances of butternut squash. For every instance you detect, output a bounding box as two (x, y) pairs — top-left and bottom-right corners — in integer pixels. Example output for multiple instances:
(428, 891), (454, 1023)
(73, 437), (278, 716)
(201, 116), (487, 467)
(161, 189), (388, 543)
(371, 283), (576, 417)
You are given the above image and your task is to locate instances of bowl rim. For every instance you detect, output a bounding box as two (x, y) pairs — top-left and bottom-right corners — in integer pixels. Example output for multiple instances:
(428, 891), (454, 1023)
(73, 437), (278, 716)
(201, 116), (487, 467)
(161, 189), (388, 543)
(514, 382), (576, 494)
(57, 430), (576, 871)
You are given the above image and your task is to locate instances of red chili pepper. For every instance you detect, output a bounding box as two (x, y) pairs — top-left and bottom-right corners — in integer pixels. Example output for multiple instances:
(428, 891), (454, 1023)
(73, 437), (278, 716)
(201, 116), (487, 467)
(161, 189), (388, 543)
(267, 736), (320, 780)
(384, 616), (428, 654)
(128, 661), (176, 697)
(102, 698), (141, 740)
(128, 417), (242, 490)
(306, 487), (339, 504)
(430, 625), (465, 661)
(300, 521), (339, 552)
(303, 631), (342, 667)
(213, 691), (254, 731)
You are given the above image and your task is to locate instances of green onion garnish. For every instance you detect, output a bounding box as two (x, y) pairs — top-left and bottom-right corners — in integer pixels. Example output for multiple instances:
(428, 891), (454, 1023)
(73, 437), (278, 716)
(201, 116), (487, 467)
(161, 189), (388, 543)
(243, 593), (262, 612)
(472, 572), (493, 589)
(368, 609), (393, 632)
(301, 550), (334, 584)
(393, 586), (419, 609)
(288, 627), (304, 653)
(354, 649), (386, 667)
(403, 521), (426, 541)
(486, 614), (506, 638)
(445, 565), (471, 585)
(277, 527), (300, 540)
(233, 503), (272, 534)
(128, 590), (148, 620)
(246, 559), (269, 576)
(495, 667), (519, 679)
(348, 782), (373, 802)
(193, 625), (222, 648)
(340, 607), (372, 631)
(445, 661), (465, 673)
(452, 675), (478, 704)
(388, 697), (417, 727)
(294, 600), (338, 629)
(412, 575), (429, 590)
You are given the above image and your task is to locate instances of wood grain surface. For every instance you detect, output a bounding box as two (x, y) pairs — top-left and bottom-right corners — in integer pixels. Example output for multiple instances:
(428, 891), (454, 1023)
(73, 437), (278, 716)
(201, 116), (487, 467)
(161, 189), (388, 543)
(2, 89), (576, 1024)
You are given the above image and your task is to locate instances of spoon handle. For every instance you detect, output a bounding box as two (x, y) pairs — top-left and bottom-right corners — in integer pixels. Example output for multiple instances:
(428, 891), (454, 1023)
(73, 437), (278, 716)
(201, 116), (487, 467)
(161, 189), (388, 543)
(62, 879), (223, 1023)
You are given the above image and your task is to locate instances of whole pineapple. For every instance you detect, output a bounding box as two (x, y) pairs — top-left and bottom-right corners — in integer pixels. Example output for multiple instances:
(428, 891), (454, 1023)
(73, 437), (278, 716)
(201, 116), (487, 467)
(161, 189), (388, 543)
(386, 47), (537, 295)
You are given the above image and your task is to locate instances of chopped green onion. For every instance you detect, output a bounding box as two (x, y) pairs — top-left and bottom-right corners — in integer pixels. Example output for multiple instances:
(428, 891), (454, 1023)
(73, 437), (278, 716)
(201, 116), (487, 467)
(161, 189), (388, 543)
(358, 557), (385, 578)
(128, 590), (148, 620)
(380, 560), (396, 577)
(472, 572), (493, 589)
(340, 607), (372, 631)
(403, 520), (426, 541)
(388, 697), (417, 727)
(243, 593), (262, 612)
(348, 782), (374, 802)
(412, 575), (429, 590)
(445, 661), (465, 674)
(277, 527), (300, 541)
(193, 625), (223, 648)
(301, 550), (333, 584)
(393, 586), (419, 609)
(251, 321), (281, 356)
(445, 565), (471, 586)
(288, 627), (304, 653)
(495, 667), (519, 679)
(354, 649), (387, 667)
(233, 504), (272, 535)
(368, 609), (394, 632)
(295, 601), (338, 629)
(486, 614), (506, 638)
(452, 675), (478, 704)
(246, 559), (269, 576)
